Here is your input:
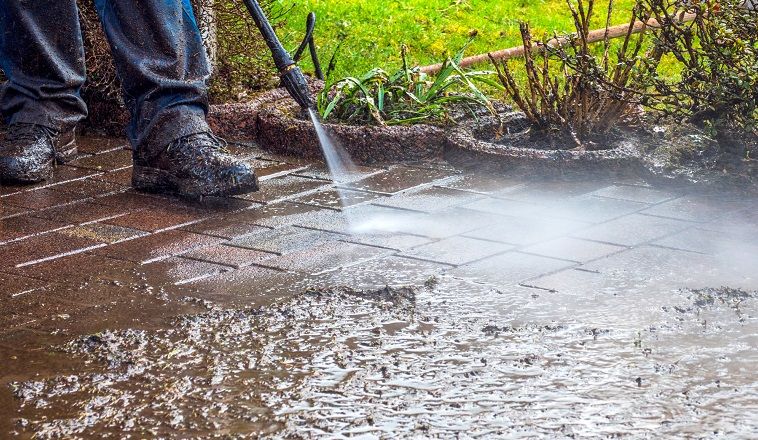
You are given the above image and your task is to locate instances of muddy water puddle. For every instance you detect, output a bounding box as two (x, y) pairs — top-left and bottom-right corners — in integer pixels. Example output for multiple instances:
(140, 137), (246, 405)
(5, 278), (758, 439)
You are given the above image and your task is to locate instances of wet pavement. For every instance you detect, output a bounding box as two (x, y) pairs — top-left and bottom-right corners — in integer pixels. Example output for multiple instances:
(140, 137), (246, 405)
(1, 137), (757, 438)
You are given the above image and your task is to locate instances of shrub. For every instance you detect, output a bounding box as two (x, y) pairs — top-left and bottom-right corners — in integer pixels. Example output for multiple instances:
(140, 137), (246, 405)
(636, 0), (757, 138)
(491, 0), (649, 149)
(318, 40), (496, 126)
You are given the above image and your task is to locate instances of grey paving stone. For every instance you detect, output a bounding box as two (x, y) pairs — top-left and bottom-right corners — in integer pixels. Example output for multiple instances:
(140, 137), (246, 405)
(292, 162), (386, 182)
(494, 180), (607, 203)
(524, 267), (677, 329)
(588, 184), (678, 204)
(141, 256), (229, 285)
(235, 175), (328, 203)
(449, 251), (575, 287)
(401, 236), (514, 266)
(372, 186), (485, 213)
(262, 241), (391, 275)
(464, 215), (590, 246)
(182, 243), (278, 269)
(435, 174), (525, 194)
(305, 255), (450, 290)
(522, 237), (625, 263)
(571, 213), (693, 246)
(640, 195), (742, 222)
(580, 245), (758, 290)
(341, 232), (432, 251)
(184, 265), (306, 307)
(547, 195), (650, 223)
(294, 204), (421, 235)
(229, 225), (339, 255)
(379, 207), (503, 239)
(461, 197), (547, 219)
(653, 228), (758, 257)
(339, 165), (454, 194)
(289, 187), (386, 210)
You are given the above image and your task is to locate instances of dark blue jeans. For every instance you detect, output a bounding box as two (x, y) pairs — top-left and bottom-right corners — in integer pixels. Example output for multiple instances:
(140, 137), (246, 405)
(0, 0), (211, 151)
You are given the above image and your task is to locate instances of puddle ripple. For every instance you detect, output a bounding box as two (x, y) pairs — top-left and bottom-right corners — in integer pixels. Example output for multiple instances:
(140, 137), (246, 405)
(8, 283), (758, 439)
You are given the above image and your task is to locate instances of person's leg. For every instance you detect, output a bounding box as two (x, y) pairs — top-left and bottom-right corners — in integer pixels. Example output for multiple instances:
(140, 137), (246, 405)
(0, 1), (87, 132)
(0, 1), (84, 182)
(93, 0), (210, 150)
(93, 0), (258, 198)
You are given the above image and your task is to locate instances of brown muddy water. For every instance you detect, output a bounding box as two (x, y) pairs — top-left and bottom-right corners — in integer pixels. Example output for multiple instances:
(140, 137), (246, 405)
(1, 179), (757, 439)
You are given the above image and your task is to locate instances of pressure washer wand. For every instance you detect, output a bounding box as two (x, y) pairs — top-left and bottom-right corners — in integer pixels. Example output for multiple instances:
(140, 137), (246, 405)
(241, 0), (315, 110)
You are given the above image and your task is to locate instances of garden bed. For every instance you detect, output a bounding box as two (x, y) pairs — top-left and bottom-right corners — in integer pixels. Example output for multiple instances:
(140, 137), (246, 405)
(444, 114), (645, 178)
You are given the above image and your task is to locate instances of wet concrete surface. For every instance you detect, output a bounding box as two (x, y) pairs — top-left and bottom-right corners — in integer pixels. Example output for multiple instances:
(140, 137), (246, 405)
(1, 136), (757, 438)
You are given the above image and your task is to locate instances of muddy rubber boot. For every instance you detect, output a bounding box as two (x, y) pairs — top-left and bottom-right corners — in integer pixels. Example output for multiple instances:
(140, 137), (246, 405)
(0, 123), (77, 183)
(132, 132), (259, 199)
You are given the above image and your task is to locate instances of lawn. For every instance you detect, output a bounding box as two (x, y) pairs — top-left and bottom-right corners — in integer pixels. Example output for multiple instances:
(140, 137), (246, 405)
(276, 0), (639, 80)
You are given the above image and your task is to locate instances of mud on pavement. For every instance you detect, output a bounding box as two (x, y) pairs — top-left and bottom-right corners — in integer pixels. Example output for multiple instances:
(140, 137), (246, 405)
(6, 279), (758, 439)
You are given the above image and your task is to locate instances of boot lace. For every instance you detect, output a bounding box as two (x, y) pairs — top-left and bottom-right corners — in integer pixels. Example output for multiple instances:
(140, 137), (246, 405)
(167, 131), (230, 155)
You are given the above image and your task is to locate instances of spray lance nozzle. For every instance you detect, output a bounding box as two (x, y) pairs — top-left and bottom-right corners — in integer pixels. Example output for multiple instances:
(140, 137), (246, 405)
(241, 0), (320, 110)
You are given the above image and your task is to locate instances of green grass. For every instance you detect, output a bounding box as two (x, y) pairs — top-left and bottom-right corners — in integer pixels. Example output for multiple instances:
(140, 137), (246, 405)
(275, 0), (639, 80)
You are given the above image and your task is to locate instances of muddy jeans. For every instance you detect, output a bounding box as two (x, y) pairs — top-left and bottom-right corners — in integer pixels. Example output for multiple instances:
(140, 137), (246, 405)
(0, 0), (211, 151)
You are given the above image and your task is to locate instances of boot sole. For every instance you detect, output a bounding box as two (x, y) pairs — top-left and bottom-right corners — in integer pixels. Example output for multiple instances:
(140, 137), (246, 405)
(132, 165), (259, 199)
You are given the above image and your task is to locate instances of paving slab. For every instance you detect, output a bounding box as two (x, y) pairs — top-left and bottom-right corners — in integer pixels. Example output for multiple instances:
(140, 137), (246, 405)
(0, 166), (99, 197)
(449, 251), (576, 287)
(371, 186), (485, 213)
(91, 230), (223, 264)
(640, 195), (743, 222)
(521, 237), (626, 263)
(182, 203), (325, 237)
(462, 196), (547, 219)
(340, 166), (454, 194)
(249, 159), (308, 180)
(91, 167), (133, 186)
(0, 231), (103, 268)
(1, 187), (91, 210)
(340, 232), (433, 251)
(401, 236), (514, 266)
(434, 173), (524, 194)
(10, 252), (140, 285)
(571, 213), (694, 246)
(184, 265), (305, 307)
(653, 227), (758, 257)
(57, 222), (147, 244)
(75, 136), (128, 155)
(0, 272), (49, 297)
(0, 287), (79, 329)
(547, 195), (650, 223)
(183, 243), (278, 269)
(235, 174), (328, 203)
(306, 255), (450, 291)
(263, 240), (390, 275)
(0, 214), (65, 243)
(31, 200), (136, 225)
(103, 203), (210, 232)
(229, 225), (340, 255)
(53, 178), (125, 198)
(464, 214), (589, 246)
(289, 187), (386, 210)
(580, 245), (758, 290)
(292, 162), (385, 182)
(0, 203), (27, 220)
(68, 148), (132, 172)
(588, 184), (678, 204)
(141, 256), (229, 285)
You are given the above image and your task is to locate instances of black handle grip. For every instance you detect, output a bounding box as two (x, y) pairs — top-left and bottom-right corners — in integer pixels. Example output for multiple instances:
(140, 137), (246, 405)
(241, 0), (294, 72)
